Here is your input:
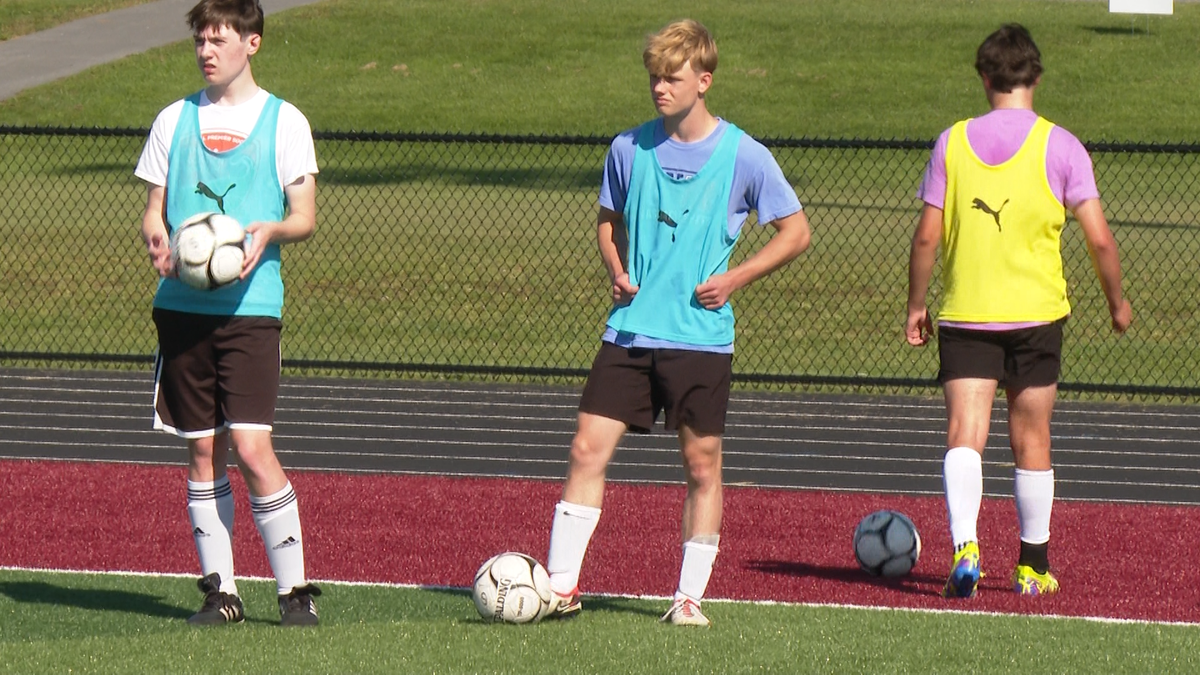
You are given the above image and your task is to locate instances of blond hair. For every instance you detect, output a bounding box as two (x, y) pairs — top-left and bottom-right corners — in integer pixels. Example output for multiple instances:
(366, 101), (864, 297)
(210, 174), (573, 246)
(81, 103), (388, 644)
(642, 19), (717, 78)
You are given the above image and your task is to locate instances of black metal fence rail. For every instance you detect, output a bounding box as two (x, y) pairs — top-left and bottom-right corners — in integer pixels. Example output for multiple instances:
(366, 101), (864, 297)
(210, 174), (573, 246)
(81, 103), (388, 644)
(2, 127), (1197, 399)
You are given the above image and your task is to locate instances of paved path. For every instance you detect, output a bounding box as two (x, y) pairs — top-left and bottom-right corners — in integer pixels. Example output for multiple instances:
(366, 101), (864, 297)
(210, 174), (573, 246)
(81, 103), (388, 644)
(0, 0), (324, 102)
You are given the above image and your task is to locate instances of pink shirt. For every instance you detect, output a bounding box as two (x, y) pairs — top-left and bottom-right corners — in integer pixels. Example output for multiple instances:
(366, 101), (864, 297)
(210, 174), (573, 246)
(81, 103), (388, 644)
(917, 108), (1098, 211)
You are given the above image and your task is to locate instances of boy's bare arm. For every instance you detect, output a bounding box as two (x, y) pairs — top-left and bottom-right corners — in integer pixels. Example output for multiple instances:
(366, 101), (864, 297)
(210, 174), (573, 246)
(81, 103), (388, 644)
(906, 204), (942, 345)
(241, 174), (316, 278)
(1073, 198), (1132, 332)
(597, 206), (637, 304)
(141, 183), (172, 277)
(694, 209), (811, 310)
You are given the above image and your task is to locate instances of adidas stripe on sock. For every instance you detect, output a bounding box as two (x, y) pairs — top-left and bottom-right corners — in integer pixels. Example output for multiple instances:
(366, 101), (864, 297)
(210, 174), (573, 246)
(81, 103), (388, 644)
(187, 475), (237, 596)
(249, 481), (307, 595)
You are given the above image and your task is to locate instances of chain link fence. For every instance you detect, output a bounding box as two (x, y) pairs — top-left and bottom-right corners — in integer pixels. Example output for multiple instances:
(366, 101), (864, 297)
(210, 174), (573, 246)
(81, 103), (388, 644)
(1, 127), (1196, 398)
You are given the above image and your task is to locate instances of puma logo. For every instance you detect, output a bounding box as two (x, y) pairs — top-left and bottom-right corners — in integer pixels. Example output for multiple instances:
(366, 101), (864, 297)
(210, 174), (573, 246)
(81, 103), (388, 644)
(658, 209), (689, 242)
(196, 181), (236, 214)
(971, 197), (1008, 231)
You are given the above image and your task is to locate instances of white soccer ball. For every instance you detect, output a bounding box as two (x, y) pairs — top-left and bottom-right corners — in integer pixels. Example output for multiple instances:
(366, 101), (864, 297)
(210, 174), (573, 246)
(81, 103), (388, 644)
(472, 552), (553, 624)
(170, 212), (246, 290)
(853, 510), (921, 578)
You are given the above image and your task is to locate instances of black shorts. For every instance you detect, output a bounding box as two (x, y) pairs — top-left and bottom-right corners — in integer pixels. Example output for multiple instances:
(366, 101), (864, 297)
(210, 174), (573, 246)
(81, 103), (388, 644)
(152, 308), (282, 437)
(937, 320), (1065, 390)
(578, 342), (732, 434)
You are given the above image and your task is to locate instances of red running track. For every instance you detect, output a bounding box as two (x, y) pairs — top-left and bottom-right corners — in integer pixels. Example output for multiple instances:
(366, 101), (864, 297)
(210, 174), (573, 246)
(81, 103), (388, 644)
(1, 460), (1194, 623)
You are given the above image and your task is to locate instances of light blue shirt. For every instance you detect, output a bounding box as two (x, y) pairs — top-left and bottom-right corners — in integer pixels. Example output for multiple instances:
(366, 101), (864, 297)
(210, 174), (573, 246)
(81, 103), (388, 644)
(155, 92), (287, 318)
(598, 119), (802, 352)
(606, 120), (742, 346)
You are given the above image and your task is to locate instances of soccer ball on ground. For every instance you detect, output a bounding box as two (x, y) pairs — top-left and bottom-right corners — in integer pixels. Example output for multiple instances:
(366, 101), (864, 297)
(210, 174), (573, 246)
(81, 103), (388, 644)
(171, 212), (246, 290)
(472, 552), (553, 624)
(853, 509), (921, 578)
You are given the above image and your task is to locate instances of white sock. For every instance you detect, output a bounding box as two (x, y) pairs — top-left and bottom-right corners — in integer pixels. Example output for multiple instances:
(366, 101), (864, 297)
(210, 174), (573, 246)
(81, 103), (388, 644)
(1014, 468), (1054, 544)
(943, 446), (983, 547)
(249, 482), (307, 595)
(676, 535), (720, 603)
(187, 476), (238, 596)
(546, 501), (601, 596)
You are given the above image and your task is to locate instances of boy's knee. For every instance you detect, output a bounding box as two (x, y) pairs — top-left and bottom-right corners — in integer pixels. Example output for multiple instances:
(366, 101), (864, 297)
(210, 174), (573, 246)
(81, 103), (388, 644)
(567, 434), (610, 474)
(682, 451), (722, 487)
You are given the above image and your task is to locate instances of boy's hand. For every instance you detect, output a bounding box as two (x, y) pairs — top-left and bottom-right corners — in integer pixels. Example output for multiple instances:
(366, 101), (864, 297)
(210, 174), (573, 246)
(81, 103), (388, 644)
(694, 273), (735, 310)
(906, 306), (933, 346)
(1110, 298), (1132, 334)
(146, 231), (173, 277)
(612, 273), (639, 305)
(240, 221), (272, 279)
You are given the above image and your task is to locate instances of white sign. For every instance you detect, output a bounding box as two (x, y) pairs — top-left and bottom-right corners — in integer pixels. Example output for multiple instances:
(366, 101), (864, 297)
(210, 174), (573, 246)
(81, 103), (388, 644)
(1110, 0), (1173, 15)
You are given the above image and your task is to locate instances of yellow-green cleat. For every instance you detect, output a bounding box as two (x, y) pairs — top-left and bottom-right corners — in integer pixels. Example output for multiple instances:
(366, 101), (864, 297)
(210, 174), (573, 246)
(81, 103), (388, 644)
(941, 541), (981, 598)
(1012, 564), (1059, 596)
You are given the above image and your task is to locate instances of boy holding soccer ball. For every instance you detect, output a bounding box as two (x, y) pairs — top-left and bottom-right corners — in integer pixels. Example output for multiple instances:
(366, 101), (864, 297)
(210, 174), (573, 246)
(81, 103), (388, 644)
(544, 19), (811, 626)
(906, 24), (1132, 599)
(135, 0), (321, 626)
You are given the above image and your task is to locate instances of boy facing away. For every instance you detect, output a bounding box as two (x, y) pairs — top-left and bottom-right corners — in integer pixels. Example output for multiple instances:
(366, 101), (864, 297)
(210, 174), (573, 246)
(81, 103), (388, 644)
(544, 19), (811, 626)
(906, 23), (1132, 599)
(135, 0), (321, 626)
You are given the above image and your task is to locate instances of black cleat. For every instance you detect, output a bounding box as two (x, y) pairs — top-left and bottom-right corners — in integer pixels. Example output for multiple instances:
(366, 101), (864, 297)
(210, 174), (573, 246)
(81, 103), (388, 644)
(187, 573), (245, 625)
(279, 583), (322, 626)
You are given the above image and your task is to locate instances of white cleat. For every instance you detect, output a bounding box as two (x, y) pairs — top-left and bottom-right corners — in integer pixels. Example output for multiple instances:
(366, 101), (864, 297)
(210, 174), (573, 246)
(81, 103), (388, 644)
(660, 597), (710, 627)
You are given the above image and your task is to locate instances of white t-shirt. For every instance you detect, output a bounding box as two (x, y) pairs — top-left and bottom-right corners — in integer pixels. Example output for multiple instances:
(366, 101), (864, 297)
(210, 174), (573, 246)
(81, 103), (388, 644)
(135, 88), (318, 190)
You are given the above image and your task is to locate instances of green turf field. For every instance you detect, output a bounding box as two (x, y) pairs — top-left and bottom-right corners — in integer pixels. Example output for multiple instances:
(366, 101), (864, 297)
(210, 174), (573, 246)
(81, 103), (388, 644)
(2, 569), (1198, 674)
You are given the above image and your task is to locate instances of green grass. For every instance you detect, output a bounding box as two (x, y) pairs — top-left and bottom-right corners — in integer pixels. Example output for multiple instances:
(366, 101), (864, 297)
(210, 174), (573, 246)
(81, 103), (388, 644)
(3, 569), (1199, 674)
(2, 0), (1199, 140)
(0, 0), (153, 41)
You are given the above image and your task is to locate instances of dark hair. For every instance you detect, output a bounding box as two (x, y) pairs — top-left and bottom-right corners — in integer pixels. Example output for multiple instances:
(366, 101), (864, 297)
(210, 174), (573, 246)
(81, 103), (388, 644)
(186, 0), (264, 38)
(974, 24), (1043, 93)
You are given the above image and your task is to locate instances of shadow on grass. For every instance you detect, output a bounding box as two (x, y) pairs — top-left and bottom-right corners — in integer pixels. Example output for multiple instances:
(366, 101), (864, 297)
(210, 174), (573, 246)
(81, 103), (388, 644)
(424, 584), (660, 620)
(577, 595), (662, 619)
(744, 559), (940, 597)
(1083, 25), (1152, 37)
(0, 580), (191, 619)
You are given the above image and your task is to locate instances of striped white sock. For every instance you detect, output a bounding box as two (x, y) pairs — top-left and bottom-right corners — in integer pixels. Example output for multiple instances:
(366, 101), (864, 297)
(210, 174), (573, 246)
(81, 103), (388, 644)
(250, 482), (306, 595)
(187, 475), (237, 596)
